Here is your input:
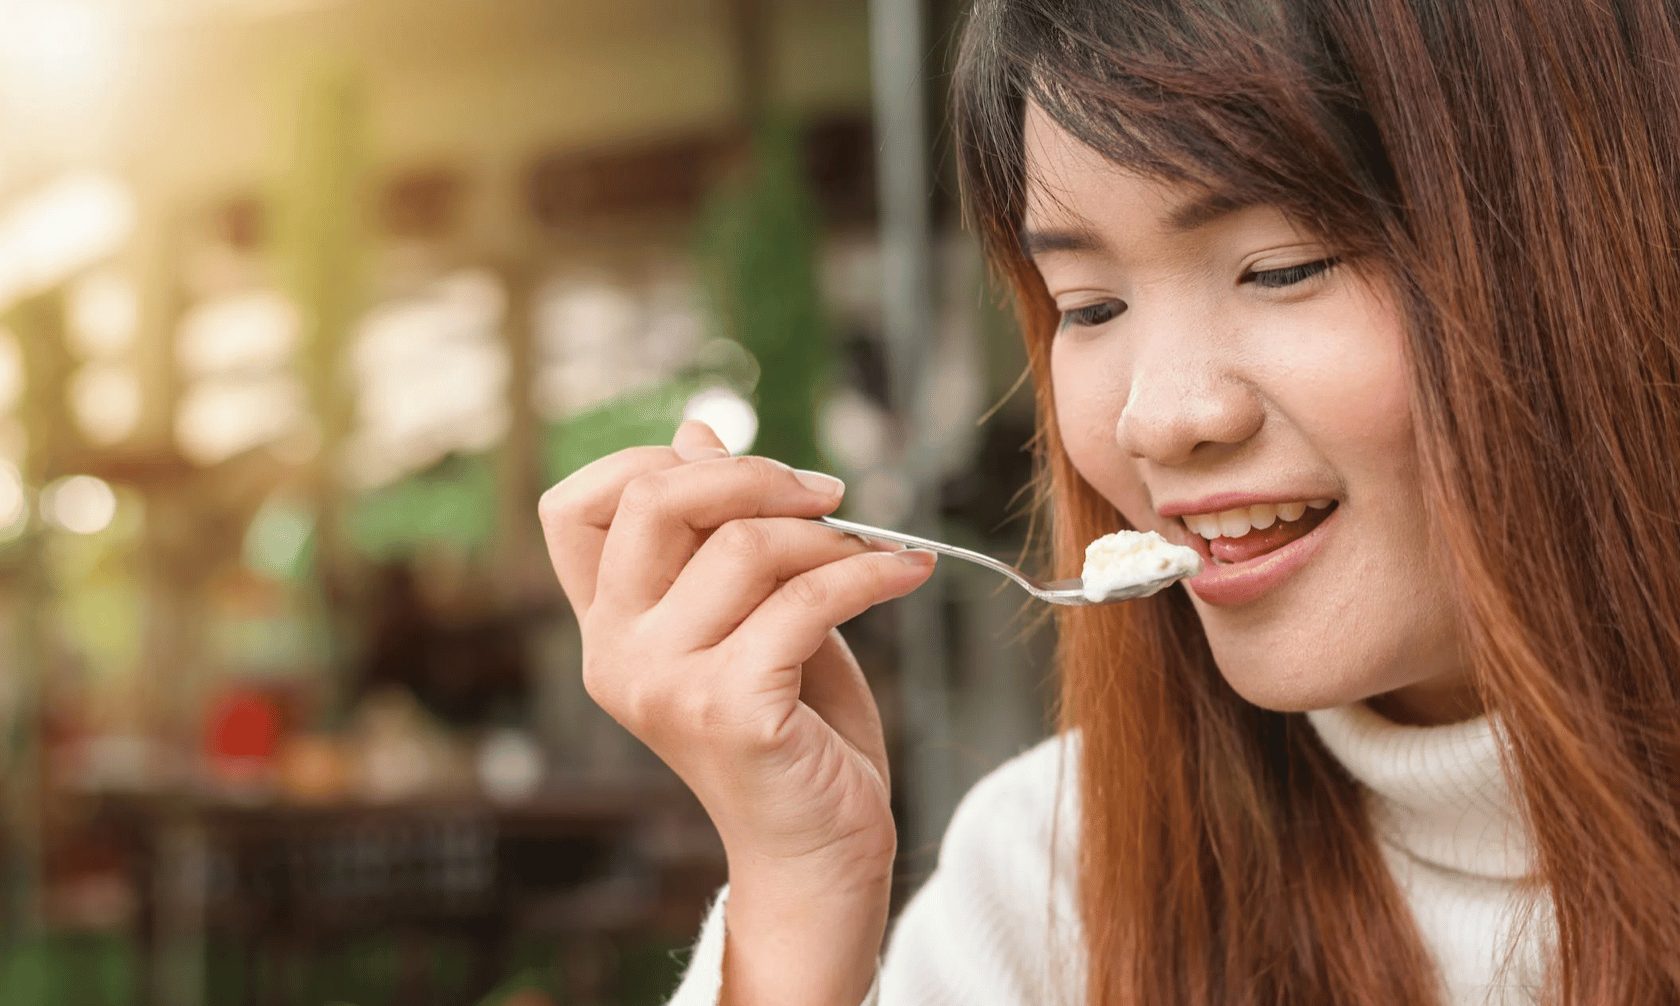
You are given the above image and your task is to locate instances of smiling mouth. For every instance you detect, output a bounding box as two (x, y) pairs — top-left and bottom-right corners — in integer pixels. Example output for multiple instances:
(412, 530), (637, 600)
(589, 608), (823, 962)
(1179, 499), (1339, 565)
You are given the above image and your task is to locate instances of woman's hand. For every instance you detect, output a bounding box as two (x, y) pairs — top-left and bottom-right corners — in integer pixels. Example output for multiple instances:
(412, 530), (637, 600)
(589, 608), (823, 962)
(538, 420), (936, 1004)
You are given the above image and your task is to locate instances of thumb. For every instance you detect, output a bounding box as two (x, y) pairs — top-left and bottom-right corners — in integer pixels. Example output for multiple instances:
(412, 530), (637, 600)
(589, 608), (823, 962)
(798, 629), (890, 785)
(672, 419), (730, 461)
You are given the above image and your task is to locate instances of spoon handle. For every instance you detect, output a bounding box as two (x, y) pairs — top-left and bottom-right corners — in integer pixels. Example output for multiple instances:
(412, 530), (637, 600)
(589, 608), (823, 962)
(811, 515), (1042, 593)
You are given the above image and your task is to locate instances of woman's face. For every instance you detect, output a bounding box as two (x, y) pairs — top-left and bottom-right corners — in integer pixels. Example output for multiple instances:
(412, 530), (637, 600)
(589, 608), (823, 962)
(1024, 104), (1475, 723)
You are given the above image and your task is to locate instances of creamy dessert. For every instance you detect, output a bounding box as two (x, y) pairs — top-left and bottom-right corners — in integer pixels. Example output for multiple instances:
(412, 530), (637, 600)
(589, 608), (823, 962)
(1080, 529), (1203, 601)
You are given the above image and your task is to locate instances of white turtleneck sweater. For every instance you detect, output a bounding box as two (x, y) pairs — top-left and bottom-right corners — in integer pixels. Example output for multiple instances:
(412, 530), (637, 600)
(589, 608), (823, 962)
(664, 703), (1554, 1004)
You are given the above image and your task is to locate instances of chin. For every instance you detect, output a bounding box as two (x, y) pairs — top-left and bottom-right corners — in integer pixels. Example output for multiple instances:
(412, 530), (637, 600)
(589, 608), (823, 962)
(1189, 564), (1466, 714)
(1214, 659), (1368, 712)
(1202, 631), (1408, 713)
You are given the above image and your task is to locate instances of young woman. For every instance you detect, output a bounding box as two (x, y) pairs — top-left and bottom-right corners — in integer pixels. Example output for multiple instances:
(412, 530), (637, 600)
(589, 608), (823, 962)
(538, 0), (1680, 1002)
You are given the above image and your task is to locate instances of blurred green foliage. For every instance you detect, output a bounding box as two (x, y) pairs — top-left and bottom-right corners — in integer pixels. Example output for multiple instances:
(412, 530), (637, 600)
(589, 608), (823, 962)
(348, 455), (499, 561)
(0, 934), (132, 1006)
(337, 373), (714, 564)
(0, 930), (685, 1005)
(695, 118), (832, 474)
(275, 62), (368, 497)
(539, 374), (716, 483)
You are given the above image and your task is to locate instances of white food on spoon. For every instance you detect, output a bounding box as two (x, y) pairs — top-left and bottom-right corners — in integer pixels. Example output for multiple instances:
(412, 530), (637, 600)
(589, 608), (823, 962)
(1080, 529), (1204, 602)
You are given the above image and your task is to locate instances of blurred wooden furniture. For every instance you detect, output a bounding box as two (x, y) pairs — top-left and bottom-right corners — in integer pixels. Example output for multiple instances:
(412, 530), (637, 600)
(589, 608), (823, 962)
(84, 777), (724, 1006)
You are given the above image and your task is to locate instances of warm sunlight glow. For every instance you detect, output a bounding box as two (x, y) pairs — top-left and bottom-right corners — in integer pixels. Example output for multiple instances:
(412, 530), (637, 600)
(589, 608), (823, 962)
(0, 173), (135, 307)
(0, 0), (122, 122)
(0, 461), (26, 541)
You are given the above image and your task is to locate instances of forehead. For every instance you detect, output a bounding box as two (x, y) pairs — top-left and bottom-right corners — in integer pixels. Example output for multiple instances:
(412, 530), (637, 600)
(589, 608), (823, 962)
(1022, 101), (1182, 231)
(1020, 102), (1269, 259)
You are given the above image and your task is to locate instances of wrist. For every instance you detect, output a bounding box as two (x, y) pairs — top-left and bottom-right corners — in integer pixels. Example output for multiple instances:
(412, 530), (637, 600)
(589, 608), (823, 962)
(721, 869), (890, 1006)
(724, 842), (894, 896)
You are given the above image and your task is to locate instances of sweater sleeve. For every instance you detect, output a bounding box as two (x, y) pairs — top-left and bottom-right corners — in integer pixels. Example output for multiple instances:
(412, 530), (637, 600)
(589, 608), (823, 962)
(876, 734), (1083, 1004)
(661, 733), (1078, 1006)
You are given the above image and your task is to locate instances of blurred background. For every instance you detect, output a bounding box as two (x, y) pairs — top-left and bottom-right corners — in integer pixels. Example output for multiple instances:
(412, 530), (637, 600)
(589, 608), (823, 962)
(0, 0), (1056, 1002)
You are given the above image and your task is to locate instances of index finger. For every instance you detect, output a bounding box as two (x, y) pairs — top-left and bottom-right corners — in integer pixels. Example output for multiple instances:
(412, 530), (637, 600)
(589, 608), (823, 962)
(593, 455), (846, 614)
(537, 445), (683, 617)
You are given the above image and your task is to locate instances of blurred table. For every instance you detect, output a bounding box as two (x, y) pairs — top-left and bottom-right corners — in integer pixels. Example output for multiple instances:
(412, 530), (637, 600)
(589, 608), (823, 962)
(82, 777), (724, 1006)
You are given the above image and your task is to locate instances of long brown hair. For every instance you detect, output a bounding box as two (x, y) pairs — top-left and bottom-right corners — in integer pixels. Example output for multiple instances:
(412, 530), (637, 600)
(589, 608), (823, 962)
(951, 1), (1680, 1002)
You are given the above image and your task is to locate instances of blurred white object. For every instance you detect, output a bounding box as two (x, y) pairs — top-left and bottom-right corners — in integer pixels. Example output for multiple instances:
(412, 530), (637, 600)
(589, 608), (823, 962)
(347, 270), (509, 487)
(177, 290), (298, 377)
(354, 690), (447, 802)
(819, 386), (892, 472)
(42, 474), (118, 535)
(477, 728), (545, 802)
(358, 732), (432, 802)
(853, 467), (913, 527)
(176, 375), (306, 466)
(0, 173), (134, 307)
(682, 385), (758, 456)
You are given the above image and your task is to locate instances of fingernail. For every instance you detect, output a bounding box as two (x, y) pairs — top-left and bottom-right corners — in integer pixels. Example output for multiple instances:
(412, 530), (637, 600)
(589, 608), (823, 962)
(793, 469), (845, 496)
(894, 548), (937, 567)
(675, 444), (728, 462)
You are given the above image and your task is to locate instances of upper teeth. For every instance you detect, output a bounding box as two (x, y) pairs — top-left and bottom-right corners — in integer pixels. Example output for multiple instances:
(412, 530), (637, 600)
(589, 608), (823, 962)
(1181, 499), (1333, 539)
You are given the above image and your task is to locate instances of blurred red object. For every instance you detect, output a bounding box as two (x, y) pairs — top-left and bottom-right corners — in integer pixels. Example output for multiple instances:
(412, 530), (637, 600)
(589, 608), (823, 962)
(204, 686), (284, 783)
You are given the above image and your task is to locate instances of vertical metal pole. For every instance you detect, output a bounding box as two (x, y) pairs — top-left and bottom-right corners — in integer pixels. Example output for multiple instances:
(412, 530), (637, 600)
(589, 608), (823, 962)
(279, 65), (365, 720)
(493, 256), (543, 598)
(128, 189), (191, 749)
(868, 0), (958, 854)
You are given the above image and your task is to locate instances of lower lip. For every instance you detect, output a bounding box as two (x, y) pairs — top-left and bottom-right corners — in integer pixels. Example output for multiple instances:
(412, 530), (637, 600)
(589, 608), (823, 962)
(1185, 506), (1339, 606)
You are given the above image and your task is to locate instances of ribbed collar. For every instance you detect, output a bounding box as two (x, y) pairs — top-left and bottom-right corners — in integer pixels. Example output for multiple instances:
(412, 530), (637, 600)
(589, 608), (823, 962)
(1305, 702), (1535, 881)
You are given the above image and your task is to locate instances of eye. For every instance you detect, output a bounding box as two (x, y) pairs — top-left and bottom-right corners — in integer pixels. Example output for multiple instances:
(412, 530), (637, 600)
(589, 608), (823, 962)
(1243, 257), (1340, 289)
(1057, 299), (1127, 330)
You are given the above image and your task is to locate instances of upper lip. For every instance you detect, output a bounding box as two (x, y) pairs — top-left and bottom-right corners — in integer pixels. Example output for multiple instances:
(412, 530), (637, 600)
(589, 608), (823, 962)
(1156, 490), (1340, 518)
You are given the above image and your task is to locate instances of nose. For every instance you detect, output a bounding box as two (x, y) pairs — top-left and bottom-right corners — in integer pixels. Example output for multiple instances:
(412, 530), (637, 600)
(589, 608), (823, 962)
(1115, 316), (1263, 465)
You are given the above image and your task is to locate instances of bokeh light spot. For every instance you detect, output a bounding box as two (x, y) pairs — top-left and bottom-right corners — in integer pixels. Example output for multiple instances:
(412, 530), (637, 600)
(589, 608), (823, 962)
(681, 386), (758, 456)
(42, 474), (118, 535)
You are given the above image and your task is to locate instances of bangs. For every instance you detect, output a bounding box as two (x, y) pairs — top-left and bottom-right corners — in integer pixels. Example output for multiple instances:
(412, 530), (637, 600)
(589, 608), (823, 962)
(953, 0), (1396, 270)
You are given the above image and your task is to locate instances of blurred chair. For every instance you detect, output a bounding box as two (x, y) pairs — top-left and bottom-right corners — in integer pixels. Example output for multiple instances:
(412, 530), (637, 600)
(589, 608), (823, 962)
(91, 777), (720, 1006)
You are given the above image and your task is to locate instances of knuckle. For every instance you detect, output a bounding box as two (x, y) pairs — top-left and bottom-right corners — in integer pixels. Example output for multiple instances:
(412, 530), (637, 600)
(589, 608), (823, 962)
(714, 518), (771, 563)
(579, 648), (617, 707)
(784, 571), (832, 612)
(616, 678), (662, 732)
(672, 686), (732, 738)
(836, 555), (888, 601)
(736, 455), (791, 493)
(593, 661), (664, 733)
(536, 483), (576, 529)
(617, 472), (671, 519)
(579, 612), (634, 705)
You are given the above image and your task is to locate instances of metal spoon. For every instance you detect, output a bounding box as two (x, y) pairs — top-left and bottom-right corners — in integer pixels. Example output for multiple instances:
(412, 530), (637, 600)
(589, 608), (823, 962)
(813, 515), (1189, 606)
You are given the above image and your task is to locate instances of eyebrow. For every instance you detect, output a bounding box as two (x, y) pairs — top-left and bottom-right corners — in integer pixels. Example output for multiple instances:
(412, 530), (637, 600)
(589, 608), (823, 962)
(1018, 189), (1252, 260)
(1018, 224), (1105, 258)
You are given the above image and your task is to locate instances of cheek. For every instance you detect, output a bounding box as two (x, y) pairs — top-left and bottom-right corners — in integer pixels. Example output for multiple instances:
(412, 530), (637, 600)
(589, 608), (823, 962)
(1050, 339), (1151, 520)
(1282, 282), (1415, 472)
